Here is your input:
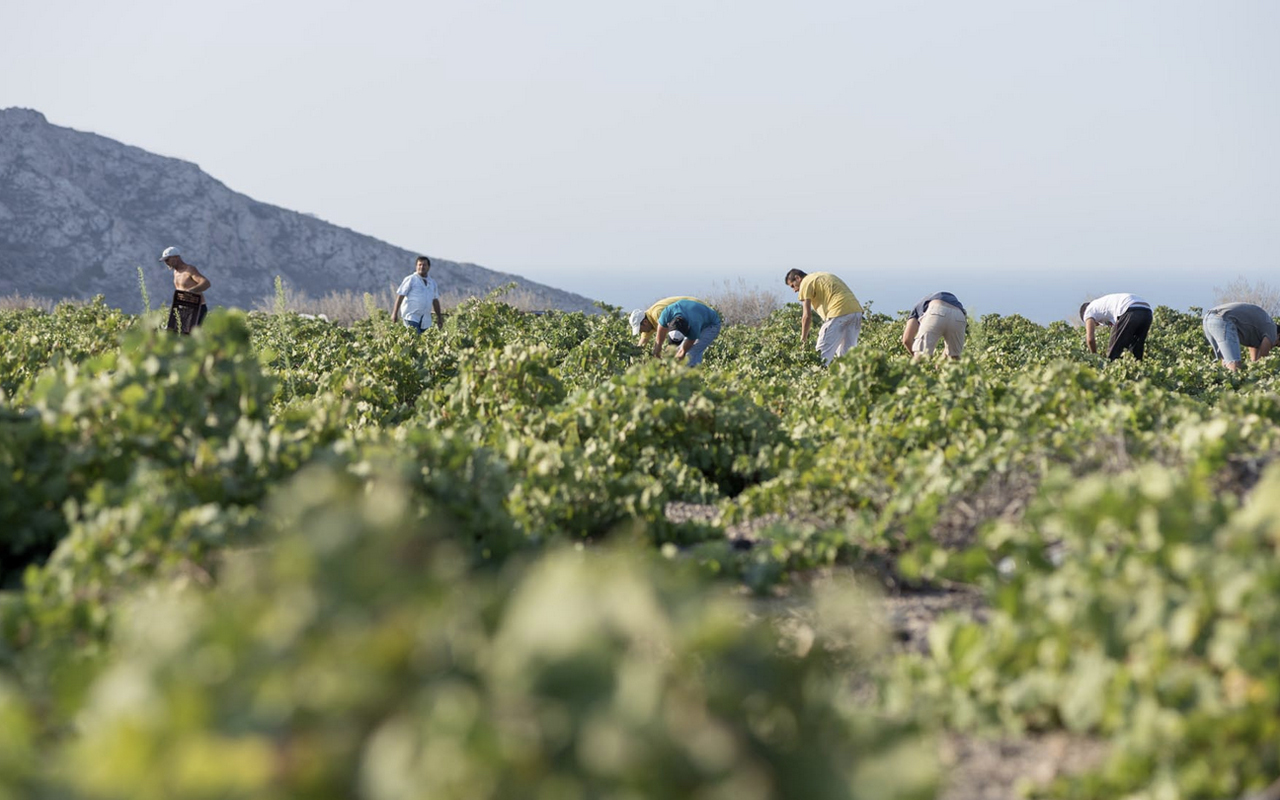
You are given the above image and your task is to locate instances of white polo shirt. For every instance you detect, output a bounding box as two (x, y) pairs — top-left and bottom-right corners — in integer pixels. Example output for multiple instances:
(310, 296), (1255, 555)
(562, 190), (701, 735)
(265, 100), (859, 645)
(396, 274), (439, 323)
(1083, 293), (1150, 326)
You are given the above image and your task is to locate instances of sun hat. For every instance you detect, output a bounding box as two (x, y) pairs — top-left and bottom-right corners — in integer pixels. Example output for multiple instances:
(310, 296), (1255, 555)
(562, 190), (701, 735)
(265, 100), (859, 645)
(628, 309), (647, 335)
(159, 246), (182, 261)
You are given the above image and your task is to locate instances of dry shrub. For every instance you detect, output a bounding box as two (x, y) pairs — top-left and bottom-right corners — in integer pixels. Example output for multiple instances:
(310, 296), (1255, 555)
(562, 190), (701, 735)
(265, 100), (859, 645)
(293, 290), (377, 326)
(441, 285), (555, 313)
(0, 293), (57, 312)
(253, 282), (560, 326)
(704, 278), (783, 327)
(1213, 276), (1280, 315)
(252, 286), (373, 326)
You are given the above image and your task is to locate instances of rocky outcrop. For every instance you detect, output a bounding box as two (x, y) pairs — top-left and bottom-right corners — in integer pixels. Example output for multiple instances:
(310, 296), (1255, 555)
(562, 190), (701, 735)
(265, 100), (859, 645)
(0, 108), (597, 313)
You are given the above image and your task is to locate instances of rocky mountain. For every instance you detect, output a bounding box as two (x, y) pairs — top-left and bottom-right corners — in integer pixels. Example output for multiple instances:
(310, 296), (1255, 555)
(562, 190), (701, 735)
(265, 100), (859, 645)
(0, 108), (597, 313)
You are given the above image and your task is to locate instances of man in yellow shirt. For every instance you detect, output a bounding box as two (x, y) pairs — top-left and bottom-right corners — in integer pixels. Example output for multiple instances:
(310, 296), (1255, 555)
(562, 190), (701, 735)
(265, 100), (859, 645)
(629, 296), (699, 346)
(784, 269), (864, 365)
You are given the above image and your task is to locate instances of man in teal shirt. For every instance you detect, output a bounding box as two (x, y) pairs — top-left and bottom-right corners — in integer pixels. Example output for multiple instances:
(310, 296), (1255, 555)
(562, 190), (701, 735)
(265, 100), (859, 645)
(653, 299), (721, 366)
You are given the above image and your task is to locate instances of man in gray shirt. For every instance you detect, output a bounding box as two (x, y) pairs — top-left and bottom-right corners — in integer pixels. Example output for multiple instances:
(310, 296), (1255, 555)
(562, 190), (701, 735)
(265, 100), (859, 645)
(1202, 302), (1278, 371)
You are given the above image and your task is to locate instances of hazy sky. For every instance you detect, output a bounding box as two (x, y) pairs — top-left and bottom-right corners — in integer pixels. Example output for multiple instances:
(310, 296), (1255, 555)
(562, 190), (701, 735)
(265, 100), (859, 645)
(3, 0), (1277, 319)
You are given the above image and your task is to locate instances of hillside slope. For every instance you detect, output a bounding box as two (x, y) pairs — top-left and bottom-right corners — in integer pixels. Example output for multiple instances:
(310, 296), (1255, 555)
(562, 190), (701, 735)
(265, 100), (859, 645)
(0, 108), (597, 312)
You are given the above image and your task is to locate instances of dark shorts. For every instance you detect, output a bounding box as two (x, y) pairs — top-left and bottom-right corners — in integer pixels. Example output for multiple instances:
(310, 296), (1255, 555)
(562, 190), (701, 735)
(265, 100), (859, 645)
(1106, 306), (1152, 360)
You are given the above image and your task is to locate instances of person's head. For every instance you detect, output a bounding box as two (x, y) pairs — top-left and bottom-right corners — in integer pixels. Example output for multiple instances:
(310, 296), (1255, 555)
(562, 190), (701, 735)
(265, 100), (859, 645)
(415, 256), (431, 277)
(159, 245), (183, 270)
(1078, 301), (1090, 322)
(784, 269), (807, 292)
(628, 308), (652, 335)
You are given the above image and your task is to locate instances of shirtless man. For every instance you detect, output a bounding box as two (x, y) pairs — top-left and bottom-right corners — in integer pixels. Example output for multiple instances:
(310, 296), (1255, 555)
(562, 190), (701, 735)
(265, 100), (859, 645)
(159, 246), (211, 325)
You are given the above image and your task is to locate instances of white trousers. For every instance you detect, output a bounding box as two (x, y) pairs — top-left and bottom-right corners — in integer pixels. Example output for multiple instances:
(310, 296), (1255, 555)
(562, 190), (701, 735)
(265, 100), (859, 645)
(816, 312), (863, 365)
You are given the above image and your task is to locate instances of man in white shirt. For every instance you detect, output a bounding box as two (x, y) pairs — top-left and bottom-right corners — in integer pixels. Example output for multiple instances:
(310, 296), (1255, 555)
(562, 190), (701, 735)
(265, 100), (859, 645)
(1079, 293), (1153, 360)
(391, 256), (444, 333)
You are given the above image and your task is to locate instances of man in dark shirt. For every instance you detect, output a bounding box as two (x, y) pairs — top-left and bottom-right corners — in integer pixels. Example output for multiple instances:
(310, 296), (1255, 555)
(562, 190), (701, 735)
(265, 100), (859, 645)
(901, 292), (967, 359)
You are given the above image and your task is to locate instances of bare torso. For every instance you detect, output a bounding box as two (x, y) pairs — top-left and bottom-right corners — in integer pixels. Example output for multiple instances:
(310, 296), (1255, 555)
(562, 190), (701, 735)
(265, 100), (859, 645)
(173, 265), (210, 296)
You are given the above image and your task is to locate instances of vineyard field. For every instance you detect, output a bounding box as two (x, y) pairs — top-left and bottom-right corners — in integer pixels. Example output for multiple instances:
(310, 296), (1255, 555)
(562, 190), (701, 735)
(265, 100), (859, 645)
(1, 294), (1279, 800)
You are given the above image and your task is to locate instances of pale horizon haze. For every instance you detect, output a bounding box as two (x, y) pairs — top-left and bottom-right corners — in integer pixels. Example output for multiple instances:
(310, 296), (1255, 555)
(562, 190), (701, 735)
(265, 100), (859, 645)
(3, 0), (1277, 321)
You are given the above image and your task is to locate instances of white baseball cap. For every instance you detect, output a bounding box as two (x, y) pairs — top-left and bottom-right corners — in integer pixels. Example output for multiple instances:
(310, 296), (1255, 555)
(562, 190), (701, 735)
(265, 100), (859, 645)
(158, 246), (182, 261)
(628, 309), (647, 335)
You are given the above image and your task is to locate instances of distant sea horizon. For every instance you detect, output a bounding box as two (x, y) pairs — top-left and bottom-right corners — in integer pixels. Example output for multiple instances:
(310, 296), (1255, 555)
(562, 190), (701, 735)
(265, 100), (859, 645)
(513, 264), (1239, 325)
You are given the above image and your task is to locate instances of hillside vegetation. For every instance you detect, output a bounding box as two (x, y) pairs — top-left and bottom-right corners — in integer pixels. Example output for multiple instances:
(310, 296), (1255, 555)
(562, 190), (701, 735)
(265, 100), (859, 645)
(1, 296), (1278, 799)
